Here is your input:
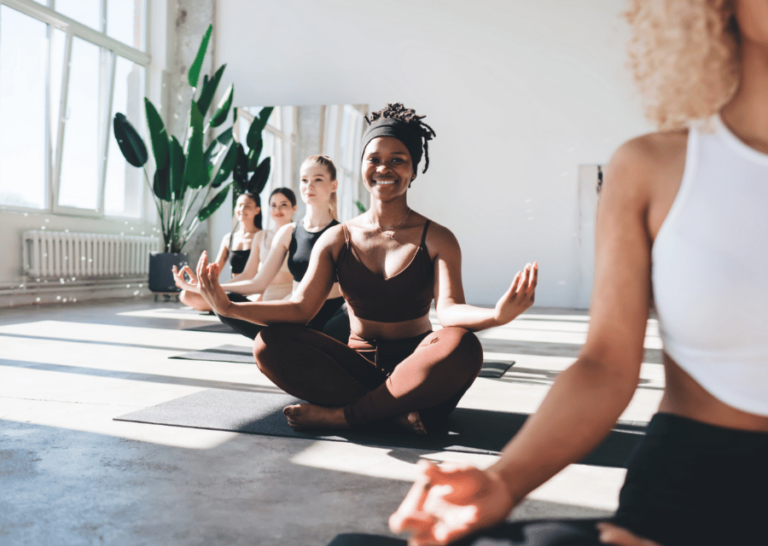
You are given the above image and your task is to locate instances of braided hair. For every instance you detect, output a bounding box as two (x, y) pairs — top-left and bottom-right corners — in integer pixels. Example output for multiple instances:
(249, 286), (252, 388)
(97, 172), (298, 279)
(364, 103), (436, 173)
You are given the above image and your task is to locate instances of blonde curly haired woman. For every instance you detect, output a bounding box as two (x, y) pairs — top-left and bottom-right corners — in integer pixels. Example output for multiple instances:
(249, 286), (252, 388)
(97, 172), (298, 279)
(386, 1), (768, 545)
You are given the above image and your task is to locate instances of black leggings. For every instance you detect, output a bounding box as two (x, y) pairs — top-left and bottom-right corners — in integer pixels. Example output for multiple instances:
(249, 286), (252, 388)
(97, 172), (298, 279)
(444, 413), (768, 546)
(216, 294), (349, 343)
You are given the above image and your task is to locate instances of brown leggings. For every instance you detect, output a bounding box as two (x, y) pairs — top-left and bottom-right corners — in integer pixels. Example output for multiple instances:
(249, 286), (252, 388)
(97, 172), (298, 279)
(253, 324), (483, 428)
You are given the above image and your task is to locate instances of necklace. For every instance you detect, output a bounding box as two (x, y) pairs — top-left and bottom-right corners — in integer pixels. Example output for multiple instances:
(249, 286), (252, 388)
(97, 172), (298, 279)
(369, 208), (411, 239)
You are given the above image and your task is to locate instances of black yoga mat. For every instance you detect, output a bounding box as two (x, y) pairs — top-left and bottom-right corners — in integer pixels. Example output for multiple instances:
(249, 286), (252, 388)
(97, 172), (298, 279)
(327, 534), (405, 546)
(115, 389), (644, 468)
(183, 323), (238, 333)
(169, 345), (515, 378)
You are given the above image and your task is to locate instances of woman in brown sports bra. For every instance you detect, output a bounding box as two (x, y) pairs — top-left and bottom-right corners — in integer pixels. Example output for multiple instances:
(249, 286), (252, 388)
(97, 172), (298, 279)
(195, 103), (538, 434)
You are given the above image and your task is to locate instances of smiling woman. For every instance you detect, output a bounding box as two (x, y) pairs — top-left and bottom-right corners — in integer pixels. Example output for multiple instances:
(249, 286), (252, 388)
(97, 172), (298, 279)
(195, 102), (538, 435)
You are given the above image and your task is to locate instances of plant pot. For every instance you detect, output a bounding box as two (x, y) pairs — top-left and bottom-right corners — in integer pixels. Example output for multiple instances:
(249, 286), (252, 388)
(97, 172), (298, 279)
(149, 252), (189, 293)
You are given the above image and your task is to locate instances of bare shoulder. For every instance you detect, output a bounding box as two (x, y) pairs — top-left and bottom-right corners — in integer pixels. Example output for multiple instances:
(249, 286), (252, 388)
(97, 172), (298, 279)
(316, 224), (347, 257)
(606, 130), (688, 198)
(274, 222), (296, 247)
(423, 219), (460, 259)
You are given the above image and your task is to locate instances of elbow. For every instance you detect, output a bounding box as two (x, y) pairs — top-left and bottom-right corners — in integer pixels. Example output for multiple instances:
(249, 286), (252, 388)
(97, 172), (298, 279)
(575, 353), (641, 402)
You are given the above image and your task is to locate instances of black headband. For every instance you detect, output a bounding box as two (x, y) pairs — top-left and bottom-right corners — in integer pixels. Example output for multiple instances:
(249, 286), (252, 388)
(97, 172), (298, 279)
(360, 117), (425, 173)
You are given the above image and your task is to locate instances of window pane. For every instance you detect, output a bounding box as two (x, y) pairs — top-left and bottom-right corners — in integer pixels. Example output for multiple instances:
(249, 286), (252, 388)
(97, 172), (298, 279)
(50, 27), (66, 170)
(107, 0), (146, 51)
(105, 57), (145, 217)
(0, 7), (47, 209)
(55, 0), (102, 31)
(58, 38), (111, 210)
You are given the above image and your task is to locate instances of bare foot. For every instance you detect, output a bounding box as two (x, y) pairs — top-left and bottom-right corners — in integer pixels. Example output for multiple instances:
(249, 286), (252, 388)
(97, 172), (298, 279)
(395, 411), (427, 436)
(283, 404), (349, 429)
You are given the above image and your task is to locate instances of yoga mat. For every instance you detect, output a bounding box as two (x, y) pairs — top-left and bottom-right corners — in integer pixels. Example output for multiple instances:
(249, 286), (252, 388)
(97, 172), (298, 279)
(115, 389), (644, 468)
(169, 345), (515, 378)
(327, 535), (405, 546)
(183, 323), (238, 333)
(169, 344), (254, 363)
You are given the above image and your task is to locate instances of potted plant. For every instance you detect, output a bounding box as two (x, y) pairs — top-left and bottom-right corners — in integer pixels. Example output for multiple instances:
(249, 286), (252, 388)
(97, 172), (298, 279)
(112, 25), (270, 292)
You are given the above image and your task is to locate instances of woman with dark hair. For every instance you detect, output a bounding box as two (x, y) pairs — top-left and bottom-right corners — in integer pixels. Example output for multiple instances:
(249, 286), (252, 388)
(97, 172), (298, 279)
(232, 187), (298, 302)
(174, 192), (262, 312)
(195, 103), (538, 434)
(388, 1), (768, 545)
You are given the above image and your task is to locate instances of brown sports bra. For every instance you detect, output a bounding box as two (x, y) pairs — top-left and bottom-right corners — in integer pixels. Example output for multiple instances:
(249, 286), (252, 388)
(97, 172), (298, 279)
(336, 220), (434, 323)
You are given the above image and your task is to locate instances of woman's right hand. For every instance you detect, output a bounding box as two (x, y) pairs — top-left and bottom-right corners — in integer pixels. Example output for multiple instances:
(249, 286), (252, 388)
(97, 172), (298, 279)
(172, 265), (200, 293)
(389, 460), (515, 545)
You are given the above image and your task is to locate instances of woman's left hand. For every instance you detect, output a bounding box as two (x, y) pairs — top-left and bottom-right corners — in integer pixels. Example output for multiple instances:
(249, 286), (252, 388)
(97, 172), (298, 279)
(196, 251), (232, 316)
(494, 262), (538, 325)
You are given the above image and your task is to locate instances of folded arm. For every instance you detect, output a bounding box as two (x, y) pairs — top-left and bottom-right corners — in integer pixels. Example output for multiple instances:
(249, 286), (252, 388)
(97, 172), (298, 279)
(431, 224), (538, 331)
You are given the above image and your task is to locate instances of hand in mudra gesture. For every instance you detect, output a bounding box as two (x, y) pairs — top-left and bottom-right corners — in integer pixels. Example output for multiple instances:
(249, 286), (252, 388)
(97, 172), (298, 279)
(196, 251), (232, 315)
(389, 461), (515, 546)
(495, 262), (538, 325)
(172, 265), (198, 292)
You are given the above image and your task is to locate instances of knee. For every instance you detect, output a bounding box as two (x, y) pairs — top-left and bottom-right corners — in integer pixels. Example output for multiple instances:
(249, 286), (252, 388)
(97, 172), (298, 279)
(253, 323), (305, 372)
(440, 327), (484, 374)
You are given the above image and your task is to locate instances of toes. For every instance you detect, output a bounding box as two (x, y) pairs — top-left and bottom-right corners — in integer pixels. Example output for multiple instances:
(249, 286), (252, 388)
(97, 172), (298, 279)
(283, 405), (300, 416)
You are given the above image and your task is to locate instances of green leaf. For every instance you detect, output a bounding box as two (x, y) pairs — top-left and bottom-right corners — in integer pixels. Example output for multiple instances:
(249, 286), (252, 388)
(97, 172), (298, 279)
(153, 167), (172, 201)
(355, 200), (367, 214)
(203, 128), (234, 166)
(144, 98), (169, 170)
(247, 135), (263, 171)
(196, 64), (225, 117)
(198, 185), (230, 222)
(112, 113), (148, 167)
(246, 106), (273, 150)
(232, 143), (249, 190)
(211, 143), (238, 188)
(184, 102), (207, 189)
(232, 106), (238, 124)
(247, 157), (271, 195)
(187, 24), (212, 88)
(169, 136), (186, 199)
(209, 84), (233, 128)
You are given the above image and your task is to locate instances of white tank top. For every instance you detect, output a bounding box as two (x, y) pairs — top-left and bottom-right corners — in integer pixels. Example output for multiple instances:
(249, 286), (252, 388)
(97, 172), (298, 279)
(652, 115), (768, 416)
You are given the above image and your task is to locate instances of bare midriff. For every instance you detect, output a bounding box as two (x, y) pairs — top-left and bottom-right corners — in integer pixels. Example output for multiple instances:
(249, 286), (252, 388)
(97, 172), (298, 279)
(659, 353), (768, 432)
(349, 310), (432, 341)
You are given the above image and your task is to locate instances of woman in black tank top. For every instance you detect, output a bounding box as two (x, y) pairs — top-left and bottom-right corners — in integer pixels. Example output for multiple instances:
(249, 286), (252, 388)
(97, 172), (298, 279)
(208, 157), (349, 343)
(174, 192), (263, 312)
(195, 104), (537, 438)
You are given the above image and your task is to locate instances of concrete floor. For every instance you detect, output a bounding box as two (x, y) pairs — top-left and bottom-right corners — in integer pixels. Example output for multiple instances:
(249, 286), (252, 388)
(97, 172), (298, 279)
(0, 300), (664, 546)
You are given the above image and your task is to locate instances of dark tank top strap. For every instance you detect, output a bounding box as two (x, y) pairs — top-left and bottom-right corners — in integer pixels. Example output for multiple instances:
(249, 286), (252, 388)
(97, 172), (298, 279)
(420, 220), (431, 248)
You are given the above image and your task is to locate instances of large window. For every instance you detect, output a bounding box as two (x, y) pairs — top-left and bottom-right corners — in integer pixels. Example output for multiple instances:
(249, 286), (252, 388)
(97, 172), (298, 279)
(324, 104), (367, 221)
(0, 0), (149, 218)
(236, 106), (296, 230)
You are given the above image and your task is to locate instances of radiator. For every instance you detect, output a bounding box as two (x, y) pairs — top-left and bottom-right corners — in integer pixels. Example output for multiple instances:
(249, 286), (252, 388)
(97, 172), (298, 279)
(22, 231), (160, 279)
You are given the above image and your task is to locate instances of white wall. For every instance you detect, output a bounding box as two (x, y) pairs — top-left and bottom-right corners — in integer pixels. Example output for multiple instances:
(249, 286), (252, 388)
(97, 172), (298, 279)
(215, 0), (654, 308)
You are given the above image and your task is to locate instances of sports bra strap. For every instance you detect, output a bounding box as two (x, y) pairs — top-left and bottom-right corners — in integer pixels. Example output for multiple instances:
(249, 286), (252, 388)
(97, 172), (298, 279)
(420, 220), (431, 247)
(341, 223), (350, 245)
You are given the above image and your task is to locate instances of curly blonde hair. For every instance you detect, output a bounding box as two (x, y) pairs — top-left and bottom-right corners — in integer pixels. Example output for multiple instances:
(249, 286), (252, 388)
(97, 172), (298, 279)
(625, 0), (741, 130)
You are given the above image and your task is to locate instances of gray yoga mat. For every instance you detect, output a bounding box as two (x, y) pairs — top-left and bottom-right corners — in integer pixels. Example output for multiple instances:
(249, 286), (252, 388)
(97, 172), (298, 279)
(169, 345), (515, 378)
(115, 389), (644, 468)
(183, 322), (238, 333)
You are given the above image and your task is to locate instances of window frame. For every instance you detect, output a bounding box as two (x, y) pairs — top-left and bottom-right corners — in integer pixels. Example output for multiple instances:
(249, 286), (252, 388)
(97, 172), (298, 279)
(0, 0), (150, 220)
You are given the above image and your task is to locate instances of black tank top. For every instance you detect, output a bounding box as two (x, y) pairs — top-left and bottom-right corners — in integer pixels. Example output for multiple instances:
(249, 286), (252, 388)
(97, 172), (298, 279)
(229, 249), (250, 275)
(287, 219), (339, 282)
